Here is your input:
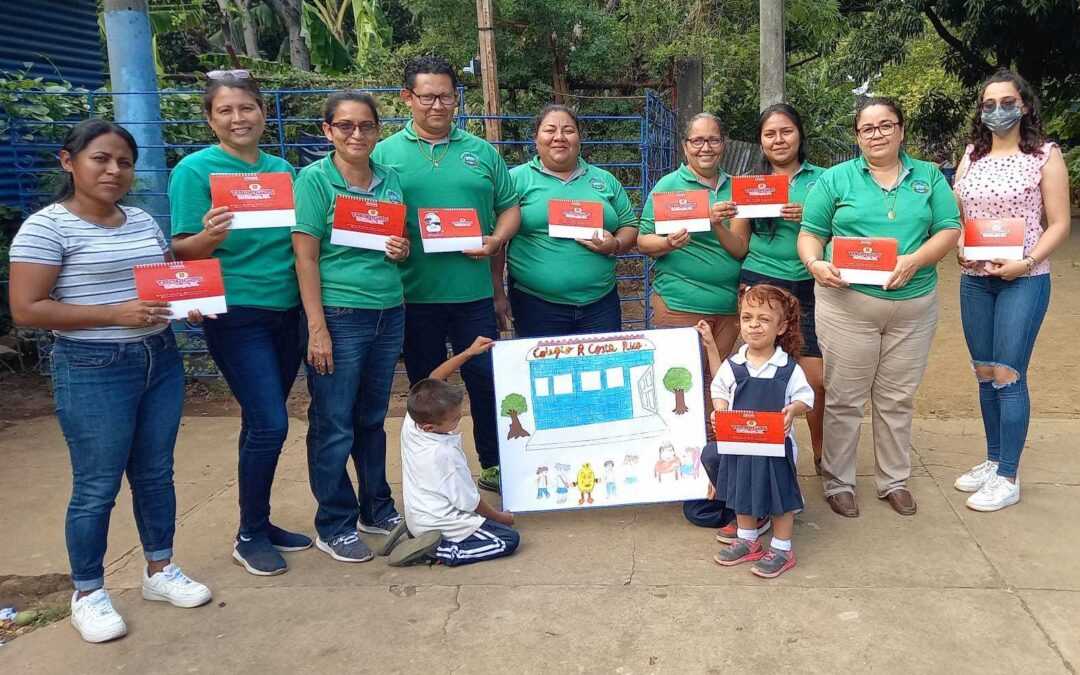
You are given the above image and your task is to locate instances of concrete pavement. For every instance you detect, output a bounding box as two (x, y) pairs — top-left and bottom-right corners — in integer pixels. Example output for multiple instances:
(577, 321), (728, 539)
(0, 414), (1077, 674)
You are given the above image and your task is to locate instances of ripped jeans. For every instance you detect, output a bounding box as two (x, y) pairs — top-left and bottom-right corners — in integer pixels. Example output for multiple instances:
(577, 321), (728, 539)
(960, 274), (1051, 478)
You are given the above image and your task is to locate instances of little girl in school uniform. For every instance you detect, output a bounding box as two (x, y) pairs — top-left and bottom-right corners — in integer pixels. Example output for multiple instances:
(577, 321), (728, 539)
(696, 284), (814, 578)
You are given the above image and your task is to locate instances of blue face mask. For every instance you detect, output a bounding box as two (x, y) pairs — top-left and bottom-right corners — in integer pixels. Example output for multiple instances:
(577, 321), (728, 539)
(981, 106), (1023, 135)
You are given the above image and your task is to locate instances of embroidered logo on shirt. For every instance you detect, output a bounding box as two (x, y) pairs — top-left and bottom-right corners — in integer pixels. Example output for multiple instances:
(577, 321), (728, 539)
(385, 189), (402, 203)
(911, 180), (930, 194)
(590, 177), (606, 191)
(460, 151), (480, 168)
(805, 180), (817, 190)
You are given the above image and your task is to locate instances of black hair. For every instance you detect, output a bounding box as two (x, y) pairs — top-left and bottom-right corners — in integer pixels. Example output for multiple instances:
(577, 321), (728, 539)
(323, 90), (381, 125)
(54, 119), (139, 203)
(854, 96), (905, 130)
(407, 378), (465, 425)
(969, 68), (1045, 162)
(404, 54), (459, 90)
(202, 76), (265, 114)
(753, 103), (807, 239)
(533, 103), (581, 137)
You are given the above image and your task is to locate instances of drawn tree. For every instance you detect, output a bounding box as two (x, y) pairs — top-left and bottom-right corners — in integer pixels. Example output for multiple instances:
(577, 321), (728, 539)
(663, 367), (693, 415)
(501, 393), (531, 439)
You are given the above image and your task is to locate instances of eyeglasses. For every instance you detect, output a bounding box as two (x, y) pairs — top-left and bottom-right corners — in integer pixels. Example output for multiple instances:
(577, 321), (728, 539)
(980, 98), (1020, 114)
(685, 136), (724, 149)
(407, 89), (457, 108)
(207, 69), (251, 80)
(856, 121), (900, 140)
(329, 121), (379, 136)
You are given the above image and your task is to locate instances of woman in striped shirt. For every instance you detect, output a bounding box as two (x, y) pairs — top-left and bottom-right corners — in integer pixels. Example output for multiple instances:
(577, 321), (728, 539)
(9, 119), (211, 643)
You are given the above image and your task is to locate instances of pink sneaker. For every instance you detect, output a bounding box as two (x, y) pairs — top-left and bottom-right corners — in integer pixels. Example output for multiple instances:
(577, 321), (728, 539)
(715, 517), (771, 544)
(713, 538), (765, 566)
(750, 549), (797, 578)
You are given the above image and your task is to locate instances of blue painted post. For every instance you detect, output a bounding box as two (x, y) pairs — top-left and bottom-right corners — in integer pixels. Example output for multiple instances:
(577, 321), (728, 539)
(103, 0), (170, 233)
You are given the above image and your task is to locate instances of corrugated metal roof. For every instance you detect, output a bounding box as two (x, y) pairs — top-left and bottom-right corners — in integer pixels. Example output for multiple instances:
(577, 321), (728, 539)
(0, 0), (104, 89)
(1, 0), (104, 209)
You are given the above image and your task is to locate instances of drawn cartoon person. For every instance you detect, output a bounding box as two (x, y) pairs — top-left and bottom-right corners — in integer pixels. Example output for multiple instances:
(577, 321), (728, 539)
(554, 463), (572, 504)
(679, 446), (701, 479)
(654, 441), (681, 482)
(603, 460), (617, 498)
(574, 462), (598, 505)
(423, 211), (443, 233)
(623, 454), (640, 486)
(536, 465), (550, 499)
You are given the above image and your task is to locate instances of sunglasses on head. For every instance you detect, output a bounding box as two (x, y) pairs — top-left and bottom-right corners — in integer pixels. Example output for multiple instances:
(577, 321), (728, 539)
(206, 69), (252, 81)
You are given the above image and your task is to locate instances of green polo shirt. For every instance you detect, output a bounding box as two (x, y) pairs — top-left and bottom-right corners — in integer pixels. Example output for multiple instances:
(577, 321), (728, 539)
(168, 145), (299, 310)
(292, 153), (405, 310)
(370, 122), (518, 303)
(742, 162), (824, 282)
(639, 164), (742, 315)
(801, 153), (961, 300)
(508, 156), (637, 305)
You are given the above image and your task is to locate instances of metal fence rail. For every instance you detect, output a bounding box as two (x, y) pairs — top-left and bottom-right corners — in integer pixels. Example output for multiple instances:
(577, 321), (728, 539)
(8, 86), (677, 376)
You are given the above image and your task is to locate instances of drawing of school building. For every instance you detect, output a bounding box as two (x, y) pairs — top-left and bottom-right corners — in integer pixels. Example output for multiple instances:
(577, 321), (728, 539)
(524, 334), (668, 451)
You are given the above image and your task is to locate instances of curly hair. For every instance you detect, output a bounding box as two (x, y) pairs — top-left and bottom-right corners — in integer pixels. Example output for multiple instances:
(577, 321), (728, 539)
(969, 69), (1045, 162)
(738, 284), (803, 357)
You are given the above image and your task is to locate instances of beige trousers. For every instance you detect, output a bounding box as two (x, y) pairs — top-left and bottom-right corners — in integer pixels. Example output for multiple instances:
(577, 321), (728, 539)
(814, 286), (939, 497)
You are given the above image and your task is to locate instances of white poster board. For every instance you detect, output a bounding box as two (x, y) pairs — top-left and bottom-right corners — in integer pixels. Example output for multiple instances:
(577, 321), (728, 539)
(492, 327), (709, 513)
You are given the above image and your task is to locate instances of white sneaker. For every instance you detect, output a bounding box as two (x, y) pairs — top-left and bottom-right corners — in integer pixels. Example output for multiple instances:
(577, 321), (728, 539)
(966, 473), (1020, 512)
(954, 460), (999, 493)
(142, 563), (212, 608)
(70, 589), (127, 643)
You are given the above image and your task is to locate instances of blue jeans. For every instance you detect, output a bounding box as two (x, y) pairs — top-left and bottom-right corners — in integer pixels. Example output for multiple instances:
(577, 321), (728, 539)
(52, 330), (184, 591)
(202, 306), (302, 540)
(960, 274), (1051, 478)
(402, 299), (499, 468)
(509, 283), (622, 338)
(304, 306), (403, 540)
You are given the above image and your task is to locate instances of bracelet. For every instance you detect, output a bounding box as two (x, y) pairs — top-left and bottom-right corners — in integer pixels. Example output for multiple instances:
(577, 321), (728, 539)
(1023, 256), (1037, 271)
(803, 257), (820, 271)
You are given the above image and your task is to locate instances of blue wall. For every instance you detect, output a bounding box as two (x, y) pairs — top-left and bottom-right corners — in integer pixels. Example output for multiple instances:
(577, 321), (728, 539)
(529, 350), (655, 430)
(1, 0), (104, 208)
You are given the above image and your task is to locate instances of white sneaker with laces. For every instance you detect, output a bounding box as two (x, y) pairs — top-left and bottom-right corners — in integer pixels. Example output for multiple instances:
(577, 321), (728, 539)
(966, 473), (1020, 512)
(954, 460), (999, 493)
(142, 563), (212, 608)
(70, 589), (127, 643)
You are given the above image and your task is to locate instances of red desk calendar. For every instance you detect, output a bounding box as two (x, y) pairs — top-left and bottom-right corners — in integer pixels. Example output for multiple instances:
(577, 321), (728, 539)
(653, 190), (711, 234)
(547, 199), (603, 239)
(732, 174), (789, 219)
(713, 410), (787, 457)
(210, 172), (295, 229)
(963, 218), (1024, 261)
(418, 208), (483, 253)
(134, 259), (227, 319)
(330, 195), (406, 251)
(831, 236), (898, 286)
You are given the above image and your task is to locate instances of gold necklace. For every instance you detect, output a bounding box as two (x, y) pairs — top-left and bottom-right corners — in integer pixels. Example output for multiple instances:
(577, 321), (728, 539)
(416, 137), (450, 168)
(870, 165), (902, 220)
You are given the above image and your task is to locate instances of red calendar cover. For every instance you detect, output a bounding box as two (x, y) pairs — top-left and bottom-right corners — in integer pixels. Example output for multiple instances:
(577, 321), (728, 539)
(133, 259), (227, 318)
(330, 195), (406, 251)
(209, 172), (295, 229)
(732, 174), (789, 218)
(831, 236), (899, 286)
(418, 208), (483, 253)
(963, 217), (1024, 261)
(547, 199), (603, 239)
(713, 410), (787, 457)
(653, 190), (710, 234)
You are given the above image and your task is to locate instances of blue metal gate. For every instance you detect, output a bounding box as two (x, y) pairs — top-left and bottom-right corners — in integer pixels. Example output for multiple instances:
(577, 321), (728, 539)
(7, 87), (676, 375)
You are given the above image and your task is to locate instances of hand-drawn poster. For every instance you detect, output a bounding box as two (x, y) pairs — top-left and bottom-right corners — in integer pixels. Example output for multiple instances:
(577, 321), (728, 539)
(492, 327), (709, 512)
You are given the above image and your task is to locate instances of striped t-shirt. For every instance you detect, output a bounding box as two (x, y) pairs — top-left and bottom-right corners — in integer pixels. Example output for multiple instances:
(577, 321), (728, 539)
(10, 203), (169, 341)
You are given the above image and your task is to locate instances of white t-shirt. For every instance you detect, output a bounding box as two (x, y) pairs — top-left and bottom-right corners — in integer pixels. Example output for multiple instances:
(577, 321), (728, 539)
(400, 413), (485, 542)
(710, 345), (815, 458)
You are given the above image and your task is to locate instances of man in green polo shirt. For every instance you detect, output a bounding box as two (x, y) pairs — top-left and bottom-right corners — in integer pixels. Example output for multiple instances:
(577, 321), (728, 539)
(371, 55), (520, 492)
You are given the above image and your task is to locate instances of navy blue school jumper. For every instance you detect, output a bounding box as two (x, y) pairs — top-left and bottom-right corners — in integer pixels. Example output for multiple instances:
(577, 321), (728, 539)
(714, 358), (804, 517)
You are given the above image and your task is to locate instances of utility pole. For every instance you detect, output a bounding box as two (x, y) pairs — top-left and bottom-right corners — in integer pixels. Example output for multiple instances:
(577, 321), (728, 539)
(674, 58), (703, 163)
(759, 0), (785, 110)
(475, 0), (502, 143)
(103, 0), (169, 231)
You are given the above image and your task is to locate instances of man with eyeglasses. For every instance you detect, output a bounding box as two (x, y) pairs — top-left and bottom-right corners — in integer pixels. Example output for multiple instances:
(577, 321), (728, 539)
(372, 55), (520, 494)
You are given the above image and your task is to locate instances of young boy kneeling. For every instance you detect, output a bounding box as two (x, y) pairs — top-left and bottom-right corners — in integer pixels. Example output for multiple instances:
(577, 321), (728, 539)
(389, 337), (520, 567)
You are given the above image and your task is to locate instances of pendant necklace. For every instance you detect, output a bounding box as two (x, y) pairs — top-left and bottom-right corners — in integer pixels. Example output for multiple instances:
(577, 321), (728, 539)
(417, 137), (450, 168)
(873, 167), (901, 221)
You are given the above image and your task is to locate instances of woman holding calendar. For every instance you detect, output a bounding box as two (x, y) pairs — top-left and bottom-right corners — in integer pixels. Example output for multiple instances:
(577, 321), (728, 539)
(291, 90), (410, 564)
(797, 97), (960, 518)
(169, 71), (308, 577)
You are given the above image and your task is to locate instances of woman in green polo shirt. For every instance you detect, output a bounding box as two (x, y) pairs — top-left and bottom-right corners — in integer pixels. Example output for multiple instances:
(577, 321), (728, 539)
(507, 104), (638, 337)
(292, 91), (409, 564)
(168, 72), (309, 577)
(797, 97), (961, 519)
(638, 112), (751, 441)
(740, 103), (826, 474)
